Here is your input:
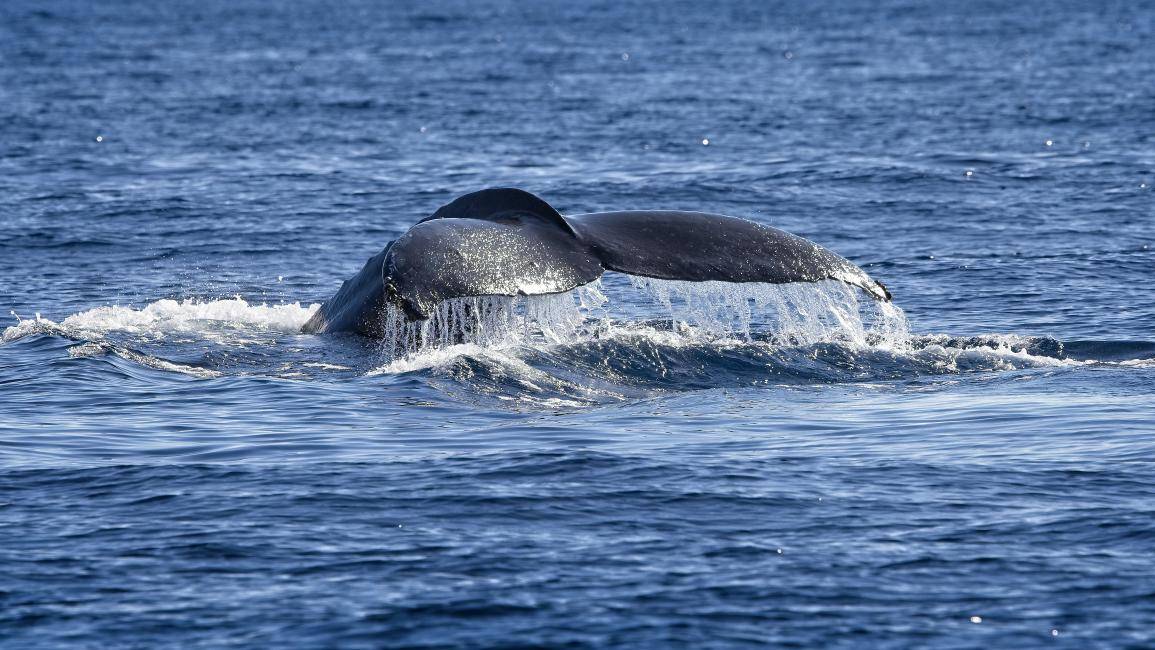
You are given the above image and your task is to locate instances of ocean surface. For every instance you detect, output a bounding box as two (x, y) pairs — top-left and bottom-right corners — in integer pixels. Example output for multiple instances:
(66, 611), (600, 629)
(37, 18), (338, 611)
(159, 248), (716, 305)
(2, 0), (1154, 647)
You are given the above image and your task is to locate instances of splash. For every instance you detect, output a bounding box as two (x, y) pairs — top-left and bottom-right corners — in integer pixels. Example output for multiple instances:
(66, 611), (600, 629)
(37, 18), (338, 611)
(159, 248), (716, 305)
(2, 283), (1126, 393)
(628, 277), (909, 348)
(373, 277), (911, 368)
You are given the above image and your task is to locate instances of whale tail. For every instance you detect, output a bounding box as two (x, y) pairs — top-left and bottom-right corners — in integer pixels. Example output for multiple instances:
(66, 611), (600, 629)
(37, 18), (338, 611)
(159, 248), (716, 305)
(302, 188), (890, 336)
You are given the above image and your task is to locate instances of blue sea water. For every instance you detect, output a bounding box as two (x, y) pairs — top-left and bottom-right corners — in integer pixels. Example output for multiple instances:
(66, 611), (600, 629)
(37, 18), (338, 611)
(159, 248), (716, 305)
(2, 0), (1154, 647)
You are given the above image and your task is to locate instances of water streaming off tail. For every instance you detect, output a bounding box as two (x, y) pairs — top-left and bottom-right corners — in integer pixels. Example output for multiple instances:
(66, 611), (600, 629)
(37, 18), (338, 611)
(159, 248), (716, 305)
(377, 284), (610, 356)
(377, 277), (910, 361)
(628, 277), (909, 348)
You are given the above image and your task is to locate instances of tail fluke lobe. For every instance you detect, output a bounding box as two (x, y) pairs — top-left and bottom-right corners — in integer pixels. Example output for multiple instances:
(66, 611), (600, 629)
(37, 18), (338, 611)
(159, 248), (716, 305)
(386, 216), (602, 319)
(569, 210), (892, 302)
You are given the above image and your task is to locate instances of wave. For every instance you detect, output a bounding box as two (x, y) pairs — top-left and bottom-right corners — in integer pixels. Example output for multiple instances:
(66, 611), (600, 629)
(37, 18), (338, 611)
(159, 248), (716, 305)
(66, 341), (223, 378)
(369, 328), (1092, 406)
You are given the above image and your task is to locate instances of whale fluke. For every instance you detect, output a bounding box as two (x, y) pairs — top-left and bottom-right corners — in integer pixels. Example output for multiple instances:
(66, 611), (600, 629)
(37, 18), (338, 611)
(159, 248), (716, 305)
(301, 188), (890, 336)
(569, 210), (890, 301)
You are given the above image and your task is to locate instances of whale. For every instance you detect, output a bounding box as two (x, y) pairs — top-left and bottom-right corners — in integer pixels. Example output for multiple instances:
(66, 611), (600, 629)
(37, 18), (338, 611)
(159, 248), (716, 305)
(301, 188), (891, 336)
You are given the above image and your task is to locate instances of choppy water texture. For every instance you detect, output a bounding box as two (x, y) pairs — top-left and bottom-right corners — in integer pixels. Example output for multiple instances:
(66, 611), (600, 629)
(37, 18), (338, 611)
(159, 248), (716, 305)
(2, 0), (1154, 647)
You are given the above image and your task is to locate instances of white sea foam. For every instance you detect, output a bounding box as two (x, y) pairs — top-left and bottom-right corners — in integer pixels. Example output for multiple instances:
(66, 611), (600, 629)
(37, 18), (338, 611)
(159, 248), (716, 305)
(3, 297), (319, 343)
(370, 343), (536, 375)
(61, 297), (319, 334)
(1119, 358), (1155, 368)
(909, 337), (1081, 372)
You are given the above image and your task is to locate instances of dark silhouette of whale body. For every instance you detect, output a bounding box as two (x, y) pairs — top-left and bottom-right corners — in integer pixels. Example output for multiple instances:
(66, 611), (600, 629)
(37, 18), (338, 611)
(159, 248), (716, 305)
(301, 188), (891, 337)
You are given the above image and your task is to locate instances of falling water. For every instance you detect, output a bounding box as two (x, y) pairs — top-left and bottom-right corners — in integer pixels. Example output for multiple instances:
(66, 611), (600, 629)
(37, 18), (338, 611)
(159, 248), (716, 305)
(629, 277), (910, 348)
(377, 278), (910, 359)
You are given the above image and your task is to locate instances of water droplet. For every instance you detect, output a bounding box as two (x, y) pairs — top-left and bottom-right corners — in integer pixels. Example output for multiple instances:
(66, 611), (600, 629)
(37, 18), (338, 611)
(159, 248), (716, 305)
(701, 138), (710, 146)
(970, 616), (983, 624)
